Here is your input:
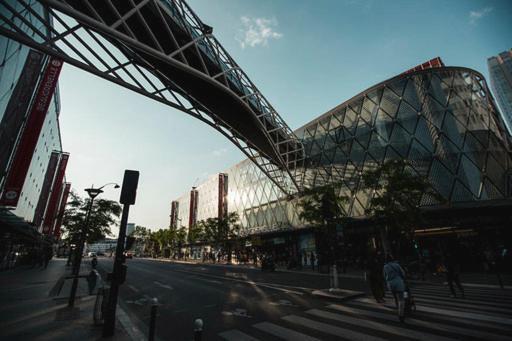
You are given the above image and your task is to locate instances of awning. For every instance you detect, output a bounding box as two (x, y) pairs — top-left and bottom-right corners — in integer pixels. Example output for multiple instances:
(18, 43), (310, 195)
(0, 207), (46, 243)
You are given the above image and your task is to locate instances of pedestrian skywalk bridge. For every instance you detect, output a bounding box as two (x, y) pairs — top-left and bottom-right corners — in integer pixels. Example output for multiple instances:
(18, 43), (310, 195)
(219, 283), (512, 340)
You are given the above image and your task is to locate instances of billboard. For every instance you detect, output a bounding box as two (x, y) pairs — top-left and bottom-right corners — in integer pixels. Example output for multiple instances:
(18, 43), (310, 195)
(0, 57), (63, 206)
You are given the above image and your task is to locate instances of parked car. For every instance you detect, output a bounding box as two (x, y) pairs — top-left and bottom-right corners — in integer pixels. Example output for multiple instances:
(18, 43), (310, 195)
(124, 251), (133, 259)
(87, 252), (97, 257)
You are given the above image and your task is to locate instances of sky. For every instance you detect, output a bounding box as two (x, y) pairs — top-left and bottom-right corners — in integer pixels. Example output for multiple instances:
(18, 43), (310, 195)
(57, 0), (512, 234)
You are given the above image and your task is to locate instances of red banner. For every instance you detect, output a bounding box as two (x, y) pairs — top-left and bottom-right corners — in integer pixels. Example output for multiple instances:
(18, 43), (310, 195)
(53, 182), (71, 239)
(0, 57), (63, 206)
(33, 151), (60, 228)
(42, 153), (69, 235)
(170, 200), (179, 228)
(189, 188), (198, 228)
(218, 173), (228, 219)
(0, 50), (44, 180)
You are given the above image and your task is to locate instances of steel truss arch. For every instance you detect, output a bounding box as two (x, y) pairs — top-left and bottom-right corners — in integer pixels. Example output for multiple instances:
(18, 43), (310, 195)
(0, 0), (305, 194)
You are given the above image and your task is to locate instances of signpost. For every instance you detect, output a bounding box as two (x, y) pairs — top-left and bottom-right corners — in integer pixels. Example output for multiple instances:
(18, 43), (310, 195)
(103, 170), (139, 337)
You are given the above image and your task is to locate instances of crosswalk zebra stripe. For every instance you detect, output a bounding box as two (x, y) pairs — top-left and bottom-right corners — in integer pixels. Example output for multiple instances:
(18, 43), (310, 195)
(281, 315), (387, 341)
(412, 292), (512, 309)
(219, 329), (261, 341)
(327, 304), (512, 341)
(414, 284), (510, 299)
(413, 296), (512, 314)
(411, 287), (512, 300)
(253, 322), (320, 341)
(352, 300), (512, 331)
(418, 304), (512, 325)
(415, 284), (510, 293)
(307, 308), (455, 341)
(355, 298), (512, 324)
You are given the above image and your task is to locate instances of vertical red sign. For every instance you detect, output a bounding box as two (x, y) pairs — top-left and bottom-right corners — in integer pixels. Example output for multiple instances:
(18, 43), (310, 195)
(42, 153), (69, 235)
(170, 201), (179, 228)
(218, 173), (228, 219)
(188, 188), (198, 228)
(53, 182), (71, 239)
(33, 151), (60, 228)
(0, 57), (63, 206)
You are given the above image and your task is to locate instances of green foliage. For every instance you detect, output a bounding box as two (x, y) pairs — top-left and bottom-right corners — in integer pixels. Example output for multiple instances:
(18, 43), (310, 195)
(298, 183), (349, 266)
(62, 191), (122, 244)
(188, 223), (205, 244)
(362, 159), (441, 236)
(298, 183), (348, 228)
(200, 212), (240, 248)
(133, 225), (151, 240)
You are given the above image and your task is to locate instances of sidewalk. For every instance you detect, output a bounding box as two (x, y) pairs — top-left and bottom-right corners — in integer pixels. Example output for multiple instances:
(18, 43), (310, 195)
(146, 257), (512, 289)
(0, 258), (133, 340)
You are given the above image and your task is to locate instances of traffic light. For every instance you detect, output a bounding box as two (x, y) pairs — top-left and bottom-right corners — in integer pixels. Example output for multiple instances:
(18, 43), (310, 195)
(120, 170), (139, 205)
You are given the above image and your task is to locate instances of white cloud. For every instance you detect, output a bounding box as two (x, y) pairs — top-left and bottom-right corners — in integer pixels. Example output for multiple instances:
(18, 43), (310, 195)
(237, 16), (283, 48)
(469, 7), (493, 24)
(212, 147), (228, 156)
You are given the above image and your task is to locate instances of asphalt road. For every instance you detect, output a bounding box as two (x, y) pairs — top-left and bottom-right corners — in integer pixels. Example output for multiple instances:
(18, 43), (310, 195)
(97, 258), (512, 341)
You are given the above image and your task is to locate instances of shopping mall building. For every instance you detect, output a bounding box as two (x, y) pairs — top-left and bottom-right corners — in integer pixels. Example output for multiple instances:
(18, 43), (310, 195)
(171, 58), (512, 268)
(0, 2), (70, 261)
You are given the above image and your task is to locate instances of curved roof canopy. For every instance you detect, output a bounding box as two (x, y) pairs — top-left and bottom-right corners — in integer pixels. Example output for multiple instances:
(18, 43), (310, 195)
(0, 0), (304, 193)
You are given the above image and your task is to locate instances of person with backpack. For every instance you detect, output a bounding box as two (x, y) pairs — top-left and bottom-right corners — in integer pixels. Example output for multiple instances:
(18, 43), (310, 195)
(383, 254), (406, 322)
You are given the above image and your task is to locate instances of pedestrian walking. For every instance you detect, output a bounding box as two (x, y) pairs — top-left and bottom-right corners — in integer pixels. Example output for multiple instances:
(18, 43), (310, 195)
(43, 247), (53, 269)
(91, 256), (98, 269)
(87, 269), (98, 295)
(310, 252), (316, 271)
(383, 254), (406, 322)
(445, 252), (465, 298)
(368, 252), (385, 303)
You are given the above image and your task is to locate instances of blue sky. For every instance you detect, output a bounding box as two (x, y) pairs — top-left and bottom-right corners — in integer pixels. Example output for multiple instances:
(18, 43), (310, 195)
(58, 0), (511, 233)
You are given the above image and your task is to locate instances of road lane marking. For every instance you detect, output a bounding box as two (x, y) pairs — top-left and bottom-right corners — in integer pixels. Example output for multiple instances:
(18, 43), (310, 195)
(327, 304), (512, 341)
(306, 309), (456, 341)
(253, 321), (320, 341)
(219, 329), (260, 341)
(351, 300), (512, 331)
(127, 285), (139, 293)
(281, 315), (386, 341)
(413, 296), (512, 314)
(171, 269), (304, 295)
(269, 299), (297, 307)
(153, 281), (173, 290)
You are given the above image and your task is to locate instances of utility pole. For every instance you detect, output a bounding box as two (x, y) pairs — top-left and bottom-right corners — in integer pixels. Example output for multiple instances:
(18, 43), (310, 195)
(103, 170), (139, 337)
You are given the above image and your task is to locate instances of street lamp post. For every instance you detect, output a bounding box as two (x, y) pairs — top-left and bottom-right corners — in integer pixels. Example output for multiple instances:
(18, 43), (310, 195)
(68, 183), (119, 308)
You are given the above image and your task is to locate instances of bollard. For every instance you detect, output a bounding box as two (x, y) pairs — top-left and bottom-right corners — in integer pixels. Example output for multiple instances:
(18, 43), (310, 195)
(148, 298), (158, 341)
(194, 318), (203, 341)
(333, 264), (339, 289)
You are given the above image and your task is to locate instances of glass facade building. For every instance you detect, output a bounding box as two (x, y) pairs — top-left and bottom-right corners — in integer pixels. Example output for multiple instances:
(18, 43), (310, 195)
(488, 49), (512, 135)
(174, 65), (512, 240)
(0, 2), (65, 228)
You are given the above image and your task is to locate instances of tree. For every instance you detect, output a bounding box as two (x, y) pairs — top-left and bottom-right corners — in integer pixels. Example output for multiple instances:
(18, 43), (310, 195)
(187, 223), (205, 245)
(298, 183), (349, 267)
(62, 191), (122, 245)
(131, 225), (151, 254)
(202, 212), (240, 262)
(362, 159), (442, 256)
